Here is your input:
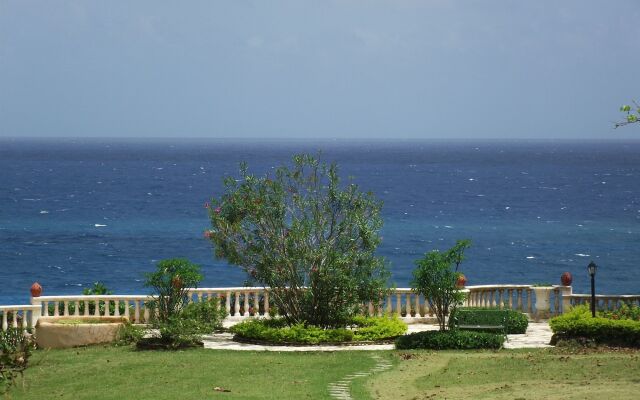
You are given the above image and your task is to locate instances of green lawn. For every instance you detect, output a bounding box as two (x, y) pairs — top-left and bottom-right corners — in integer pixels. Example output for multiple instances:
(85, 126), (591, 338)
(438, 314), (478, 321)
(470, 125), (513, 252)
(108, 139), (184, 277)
(9, 346), (640, 400)
(11, 346), (382, 400)
(356, 348), (640, 400)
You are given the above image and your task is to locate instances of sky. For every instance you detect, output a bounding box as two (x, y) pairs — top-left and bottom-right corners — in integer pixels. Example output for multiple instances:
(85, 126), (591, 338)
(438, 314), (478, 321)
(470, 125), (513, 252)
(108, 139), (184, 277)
(1, 1), (639, 140)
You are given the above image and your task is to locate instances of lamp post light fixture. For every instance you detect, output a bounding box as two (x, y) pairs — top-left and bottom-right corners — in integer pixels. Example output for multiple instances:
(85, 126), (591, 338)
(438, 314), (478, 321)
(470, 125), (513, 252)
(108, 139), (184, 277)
(588, 261), (597, 318)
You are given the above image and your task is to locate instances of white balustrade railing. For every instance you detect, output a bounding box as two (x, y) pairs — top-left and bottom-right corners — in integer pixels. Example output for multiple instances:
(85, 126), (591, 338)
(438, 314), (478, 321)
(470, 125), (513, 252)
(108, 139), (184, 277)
(464, 285), (534, 313)
(567, 294), (640, 311)
(31, 295), (149, 324)
(22, 285), (638, 326)
(0, 305), (42, 331)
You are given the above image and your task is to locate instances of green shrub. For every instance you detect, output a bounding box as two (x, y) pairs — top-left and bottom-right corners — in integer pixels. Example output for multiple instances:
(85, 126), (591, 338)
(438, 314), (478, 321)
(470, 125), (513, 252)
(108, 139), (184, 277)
(450, 307), (529, 334)
(180, 298), (228, 332)
(411, 240), (471, 331)
(135, 298), (227, 350)
(395, 330), (505, 350)
(600, 303), (640, 321)
(231, 316), (407, 344)
(115, 322), (145, 346)
(135, 258), (214, 350)
(350, 315), (407, 341)
(207, 155), (390, 328)
(550, 305), (640, 347)
(145, 259), (203, 323)
(0, 328), (35, 394)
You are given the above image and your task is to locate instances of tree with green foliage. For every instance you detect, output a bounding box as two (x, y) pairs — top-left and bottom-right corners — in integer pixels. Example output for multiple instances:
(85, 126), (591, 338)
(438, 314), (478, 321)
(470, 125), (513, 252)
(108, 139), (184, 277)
(144, 258), (203, 323)
(615, 101), (639, 128)
(411, 240), (471, 331)
(206, 154), (389, 328)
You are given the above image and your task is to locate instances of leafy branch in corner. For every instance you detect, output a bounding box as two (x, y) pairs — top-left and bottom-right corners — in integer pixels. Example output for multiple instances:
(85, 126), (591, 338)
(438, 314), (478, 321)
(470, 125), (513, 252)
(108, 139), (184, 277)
(615, 101), (640, 128)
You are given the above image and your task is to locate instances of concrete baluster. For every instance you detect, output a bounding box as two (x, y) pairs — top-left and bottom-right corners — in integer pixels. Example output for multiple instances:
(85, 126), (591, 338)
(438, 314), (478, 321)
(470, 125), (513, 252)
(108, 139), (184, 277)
(114, 299), (121, 317)
(92, 299), (99, 316)
(225, 292), (231, 316)
(54, 301), (60, 317)
(1, 312), (6, 331)
(516, 289), (523, 311)
(134, 300), (140, 323)
(234, 292), (241, 316)
(264, 291), (270, 317)
(415, 293), (421, 317)
(395, 293), (402, 316)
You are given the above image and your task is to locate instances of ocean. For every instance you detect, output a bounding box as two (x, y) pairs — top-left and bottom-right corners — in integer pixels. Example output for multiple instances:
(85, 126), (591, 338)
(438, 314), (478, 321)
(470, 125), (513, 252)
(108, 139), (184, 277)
(1, 138), (639, 305)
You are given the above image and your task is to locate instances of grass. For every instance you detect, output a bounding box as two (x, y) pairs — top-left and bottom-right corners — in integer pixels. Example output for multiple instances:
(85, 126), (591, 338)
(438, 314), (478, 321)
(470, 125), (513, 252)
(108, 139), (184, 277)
(9, 346), (640, 399)
(10, 346), (381, 400)
(356, 348), (640, 399)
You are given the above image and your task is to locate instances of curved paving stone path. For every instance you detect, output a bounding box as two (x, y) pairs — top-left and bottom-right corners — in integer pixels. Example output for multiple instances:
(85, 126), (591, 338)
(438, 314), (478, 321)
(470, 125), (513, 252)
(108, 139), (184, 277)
(327, 354), (392, 400)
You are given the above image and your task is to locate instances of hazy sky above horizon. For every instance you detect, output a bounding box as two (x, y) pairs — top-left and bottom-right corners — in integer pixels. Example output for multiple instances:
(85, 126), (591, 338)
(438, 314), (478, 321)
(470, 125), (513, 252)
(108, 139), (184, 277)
(1, 1), (639, 140)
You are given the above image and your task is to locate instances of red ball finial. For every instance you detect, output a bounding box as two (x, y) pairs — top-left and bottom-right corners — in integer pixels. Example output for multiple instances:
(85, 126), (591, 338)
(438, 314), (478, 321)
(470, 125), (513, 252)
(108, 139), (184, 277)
(560, 272), (572, 286)
(30, 282), (43, 297)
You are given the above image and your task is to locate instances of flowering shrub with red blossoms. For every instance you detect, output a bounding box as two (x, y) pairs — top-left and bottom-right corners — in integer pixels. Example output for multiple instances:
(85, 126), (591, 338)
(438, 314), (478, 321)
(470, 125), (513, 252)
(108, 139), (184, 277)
(206, 155), (389, 329)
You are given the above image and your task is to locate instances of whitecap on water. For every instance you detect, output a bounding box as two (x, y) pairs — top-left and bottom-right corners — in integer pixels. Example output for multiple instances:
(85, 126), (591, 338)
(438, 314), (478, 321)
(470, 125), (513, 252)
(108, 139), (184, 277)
(526, 256), (535, 259)
(575, 253), (590, 257)
(94, 224), (107, 227)
(39, 210), (49, 214)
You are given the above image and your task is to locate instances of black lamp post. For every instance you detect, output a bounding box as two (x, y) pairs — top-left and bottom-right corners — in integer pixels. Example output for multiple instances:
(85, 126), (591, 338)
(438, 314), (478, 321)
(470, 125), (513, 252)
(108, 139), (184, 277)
(587, 261), (597, 317)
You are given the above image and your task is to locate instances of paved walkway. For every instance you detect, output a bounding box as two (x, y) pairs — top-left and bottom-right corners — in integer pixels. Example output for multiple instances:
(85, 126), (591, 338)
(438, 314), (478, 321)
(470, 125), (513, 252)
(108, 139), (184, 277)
(202, 321), (553, 351)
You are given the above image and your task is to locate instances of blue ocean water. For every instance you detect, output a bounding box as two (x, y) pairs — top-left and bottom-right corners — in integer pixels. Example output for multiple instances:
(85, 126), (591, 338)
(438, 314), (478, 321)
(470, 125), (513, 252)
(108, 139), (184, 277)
(1, 138), (639, 305)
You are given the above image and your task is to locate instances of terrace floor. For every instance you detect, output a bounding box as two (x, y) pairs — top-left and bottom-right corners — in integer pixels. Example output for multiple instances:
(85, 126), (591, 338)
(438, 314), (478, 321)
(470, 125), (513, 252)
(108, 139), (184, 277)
(202, 321), (553, 351)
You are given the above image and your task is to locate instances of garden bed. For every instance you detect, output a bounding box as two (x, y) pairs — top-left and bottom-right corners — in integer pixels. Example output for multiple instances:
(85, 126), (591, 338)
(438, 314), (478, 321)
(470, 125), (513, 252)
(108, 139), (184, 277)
(35, 316), (127, 349)
(230, 316), (407, 345)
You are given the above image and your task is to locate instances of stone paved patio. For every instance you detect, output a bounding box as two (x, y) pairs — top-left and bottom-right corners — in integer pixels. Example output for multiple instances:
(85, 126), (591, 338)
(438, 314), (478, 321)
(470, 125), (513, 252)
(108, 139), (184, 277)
(202, 321), (554, 351)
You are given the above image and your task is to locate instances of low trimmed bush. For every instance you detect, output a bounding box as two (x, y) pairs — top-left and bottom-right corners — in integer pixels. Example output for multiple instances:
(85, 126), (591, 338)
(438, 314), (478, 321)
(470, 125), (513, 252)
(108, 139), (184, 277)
(231, 316), (407, 344)
(550, 305), (640, 347)
(449, 307), (529, 334)
(395, 329), (505, 350)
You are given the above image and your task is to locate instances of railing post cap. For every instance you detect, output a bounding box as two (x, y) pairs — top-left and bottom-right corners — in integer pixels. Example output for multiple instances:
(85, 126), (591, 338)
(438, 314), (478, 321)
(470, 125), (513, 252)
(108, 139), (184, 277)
(30, 282), (43, 297)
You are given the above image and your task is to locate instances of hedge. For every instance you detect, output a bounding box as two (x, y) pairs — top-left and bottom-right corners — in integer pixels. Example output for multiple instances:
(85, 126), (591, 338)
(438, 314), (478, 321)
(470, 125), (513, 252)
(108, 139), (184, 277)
(395, 329), (505, 350)
(231, 316), (407, 344)
(449, 307), (529, 334)
(549, 305), (640, 347)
